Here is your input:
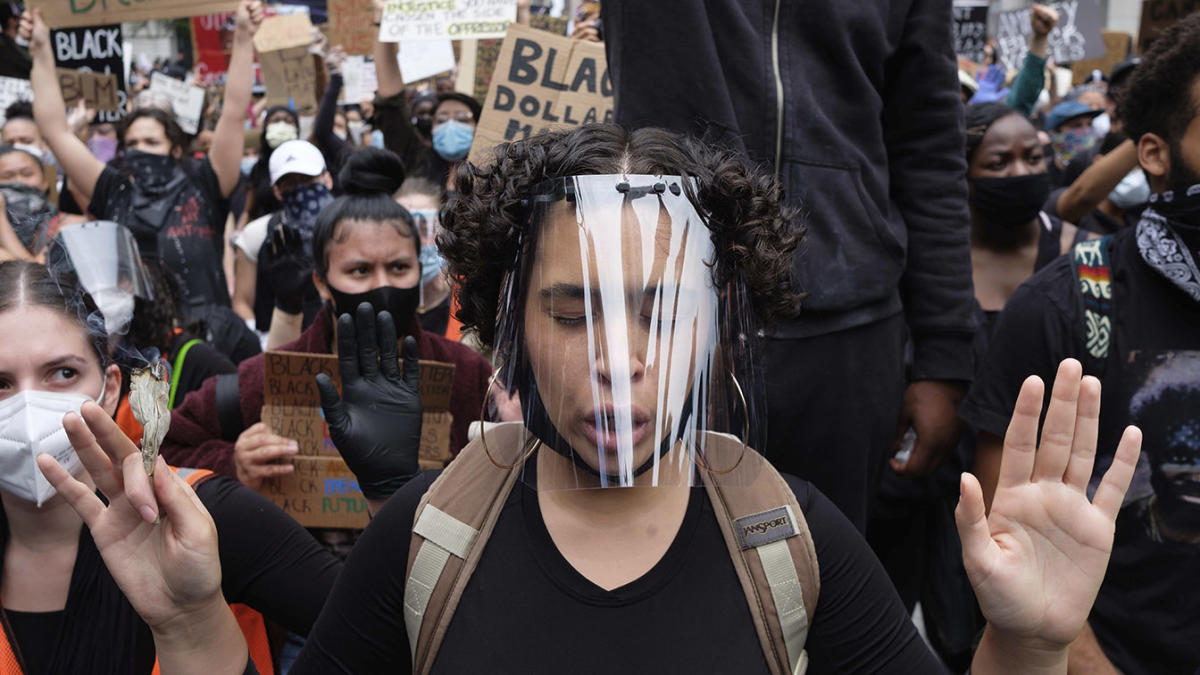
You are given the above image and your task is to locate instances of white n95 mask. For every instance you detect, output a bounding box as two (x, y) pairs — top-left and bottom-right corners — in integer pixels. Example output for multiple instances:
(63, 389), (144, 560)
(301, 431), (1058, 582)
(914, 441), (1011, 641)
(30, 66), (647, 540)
(0, 390), (94, 507)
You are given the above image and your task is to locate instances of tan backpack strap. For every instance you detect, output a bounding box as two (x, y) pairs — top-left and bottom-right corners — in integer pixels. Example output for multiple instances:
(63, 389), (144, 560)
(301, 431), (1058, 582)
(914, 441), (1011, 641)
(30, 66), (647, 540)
(404, 422), (529, 674)
(700, 433), (820, 675)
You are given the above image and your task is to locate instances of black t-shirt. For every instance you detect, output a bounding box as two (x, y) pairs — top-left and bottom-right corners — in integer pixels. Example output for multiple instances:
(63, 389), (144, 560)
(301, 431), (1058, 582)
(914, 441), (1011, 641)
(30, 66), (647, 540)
(1, 474), (340, 674)
(960, 226), (1200, 674)
(292, 469), (943, 674)
(90, 161), (232, 313)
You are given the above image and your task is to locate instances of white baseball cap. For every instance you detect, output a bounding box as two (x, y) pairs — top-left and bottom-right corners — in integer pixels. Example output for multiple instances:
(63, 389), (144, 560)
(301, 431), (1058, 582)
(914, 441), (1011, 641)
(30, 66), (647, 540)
(269, 140), (326, 185)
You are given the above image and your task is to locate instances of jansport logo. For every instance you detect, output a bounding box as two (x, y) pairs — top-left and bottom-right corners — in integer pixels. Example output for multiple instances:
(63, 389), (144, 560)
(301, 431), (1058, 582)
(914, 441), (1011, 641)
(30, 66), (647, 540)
(741, 515), (789, 539)
(734, 506), (797, 549)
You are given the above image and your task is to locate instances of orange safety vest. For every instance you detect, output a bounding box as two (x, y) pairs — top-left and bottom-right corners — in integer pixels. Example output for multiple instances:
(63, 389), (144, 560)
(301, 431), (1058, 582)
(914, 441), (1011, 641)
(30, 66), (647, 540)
(0, 468), (274, 675)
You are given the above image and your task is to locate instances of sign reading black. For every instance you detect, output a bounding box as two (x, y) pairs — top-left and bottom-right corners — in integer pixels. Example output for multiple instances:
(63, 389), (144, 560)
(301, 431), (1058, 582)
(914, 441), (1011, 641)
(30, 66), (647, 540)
(953, 1), (989, 64)
(50, 24), (126, 123)
(995, 0), (1105, 72)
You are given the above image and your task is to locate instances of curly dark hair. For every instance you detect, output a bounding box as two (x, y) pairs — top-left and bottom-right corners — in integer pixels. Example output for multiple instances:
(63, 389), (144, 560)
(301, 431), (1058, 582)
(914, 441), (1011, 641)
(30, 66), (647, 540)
(117, 108), (189, 154)
(440, 124), (802, 348)
(1117, 11), (1200, 146)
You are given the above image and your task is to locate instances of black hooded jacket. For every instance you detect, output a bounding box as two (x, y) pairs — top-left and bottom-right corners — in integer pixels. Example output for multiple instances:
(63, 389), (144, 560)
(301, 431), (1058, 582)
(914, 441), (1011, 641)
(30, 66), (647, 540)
(606, 0), (975, 380)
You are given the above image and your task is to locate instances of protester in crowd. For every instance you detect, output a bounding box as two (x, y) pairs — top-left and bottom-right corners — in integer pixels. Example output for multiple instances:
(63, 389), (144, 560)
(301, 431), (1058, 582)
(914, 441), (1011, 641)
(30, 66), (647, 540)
(2, 102), (41, 149)
(997, 3), (1058, 117)
(1045, 99), (1103, 186)
(161, 148), (491, 485)
(602, 0), (977, 534)
(570, 0), (602, 41)
(0, 259), (346, 674)
(244, 105), (301, 221)
(0, 145), (84, 260)
(1045, 132), (1145, 235)
(78, 122), (1142, 674)
(250, 139), (334, 343)
(961, 14), (1200, 672)
(872, 101), (1094, 667)
(428, 92), (481, 191)
(0, 1), (30, 79)
(22, 3), (260, 323)
(394, 176), (452, 336)
(309, 43), (353, 188)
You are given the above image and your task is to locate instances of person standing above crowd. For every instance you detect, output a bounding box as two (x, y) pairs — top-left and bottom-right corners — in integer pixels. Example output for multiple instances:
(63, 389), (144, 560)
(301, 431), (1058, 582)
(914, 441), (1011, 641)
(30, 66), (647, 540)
(602, 0), (976, 533)
(20, 2), (262, 322)
(961, 13), (1200, 672)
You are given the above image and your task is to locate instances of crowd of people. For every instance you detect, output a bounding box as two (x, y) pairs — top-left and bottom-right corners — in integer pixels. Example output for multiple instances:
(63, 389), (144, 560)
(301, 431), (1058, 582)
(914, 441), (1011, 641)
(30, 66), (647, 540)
(0, 0), (1197, 672)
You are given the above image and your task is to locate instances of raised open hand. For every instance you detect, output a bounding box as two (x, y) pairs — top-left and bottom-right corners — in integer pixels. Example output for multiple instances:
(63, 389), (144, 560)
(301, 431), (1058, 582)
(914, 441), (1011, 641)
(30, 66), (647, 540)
(957, 359), (1141, 650)
(36, 402), (224, 631)
(317, 303), (422, 500)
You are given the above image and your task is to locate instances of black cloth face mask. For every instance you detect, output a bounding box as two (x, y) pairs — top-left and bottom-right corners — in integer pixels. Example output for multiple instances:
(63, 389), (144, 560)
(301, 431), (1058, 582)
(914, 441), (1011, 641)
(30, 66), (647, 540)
(968, 173), (1051, 229)
(327, 284), (420, 337)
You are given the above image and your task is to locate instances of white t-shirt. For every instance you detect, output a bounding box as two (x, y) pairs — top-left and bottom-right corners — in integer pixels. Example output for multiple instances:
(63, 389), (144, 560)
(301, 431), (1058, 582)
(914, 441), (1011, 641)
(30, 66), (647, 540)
(232, 214), (272, 264)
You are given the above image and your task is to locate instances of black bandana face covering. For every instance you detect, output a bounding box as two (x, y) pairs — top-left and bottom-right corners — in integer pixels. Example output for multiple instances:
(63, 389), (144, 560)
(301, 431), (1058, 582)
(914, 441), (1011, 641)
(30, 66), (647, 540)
(327, 284), (420, 338)
(123, 150), (184, 193)
(968, 173), (1052, 229)
(1150, 183), (1200, 227)
(0, 182), (56, 252)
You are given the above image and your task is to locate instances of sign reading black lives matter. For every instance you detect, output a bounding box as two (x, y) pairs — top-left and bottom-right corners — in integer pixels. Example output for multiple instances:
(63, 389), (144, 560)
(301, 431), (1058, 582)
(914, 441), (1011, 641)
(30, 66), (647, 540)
(51, 24), (126, 123)
(994, 0), (1105, 72)
(469, 23), (612, 165)
(953, 1), (990, 64)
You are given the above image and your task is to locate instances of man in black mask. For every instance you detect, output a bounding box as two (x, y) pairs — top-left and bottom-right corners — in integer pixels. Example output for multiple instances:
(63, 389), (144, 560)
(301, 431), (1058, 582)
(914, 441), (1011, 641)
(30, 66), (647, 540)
(21, 3), (261, 321)
(960, 13), (1200, 673)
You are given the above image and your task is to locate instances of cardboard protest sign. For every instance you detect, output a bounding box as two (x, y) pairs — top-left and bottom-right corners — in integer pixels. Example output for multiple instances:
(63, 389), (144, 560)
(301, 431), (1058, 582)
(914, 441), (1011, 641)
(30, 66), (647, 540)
(56, 68), (120, 112)
(258, 350), (457, 528)
(399, 38), (457, 82)
(253, 13), (315, 53)
(261, 47), (318, 115)
(379, 0), (517, 42)
(1138, 0), (1200, 53)
(1070, 31), (1131, 84)
(255, 13), (317, 114)
(328, 0), (378, 55)
(0, 78), (32, 125)
(995, 0), (1105, 71)
(469, 23), (612, 165)
(149, 73), (206, 134)
(28, 0), (239, 29)
(51, 24), (126, 122)
(953, 1), (989, 64)
(191, 13), (237, 86)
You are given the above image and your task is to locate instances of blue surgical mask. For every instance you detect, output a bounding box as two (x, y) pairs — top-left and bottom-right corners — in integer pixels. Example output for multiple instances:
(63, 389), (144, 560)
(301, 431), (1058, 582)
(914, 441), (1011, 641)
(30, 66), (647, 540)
(369, 129), (385, 149)
(1109, 168), (1150, 210)
(419, 243), (446, 286)
(240, 157), (258, 175)
(432, 120), (474, 161)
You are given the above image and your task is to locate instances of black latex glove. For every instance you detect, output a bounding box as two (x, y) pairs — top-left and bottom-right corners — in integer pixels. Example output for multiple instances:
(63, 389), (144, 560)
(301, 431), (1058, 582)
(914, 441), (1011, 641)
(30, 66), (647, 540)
(316, 302), (422, 500)
(262, 224), (313, 314)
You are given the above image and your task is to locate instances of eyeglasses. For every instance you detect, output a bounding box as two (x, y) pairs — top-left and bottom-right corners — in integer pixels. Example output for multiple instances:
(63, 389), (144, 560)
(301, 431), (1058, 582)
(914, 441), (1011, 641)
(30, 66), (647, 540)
(434, 111), (474, 124)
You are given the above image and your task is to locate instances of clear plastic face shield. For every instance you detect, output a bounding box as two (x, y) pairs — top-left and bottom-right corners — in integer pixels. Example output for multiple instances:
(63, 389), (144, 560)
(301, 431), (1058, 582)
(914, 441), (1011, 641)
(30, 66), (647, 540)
(489, 175), (761, 490)
(45, 221), (154, 336)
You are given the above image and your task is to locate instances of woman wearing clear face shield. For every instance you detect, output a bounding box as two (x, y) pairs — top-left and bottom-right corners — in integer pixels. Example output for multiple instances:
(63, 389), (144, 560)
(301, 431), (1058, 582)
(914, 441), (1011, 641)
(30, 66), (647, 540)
(48, 125), (1144, 674)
